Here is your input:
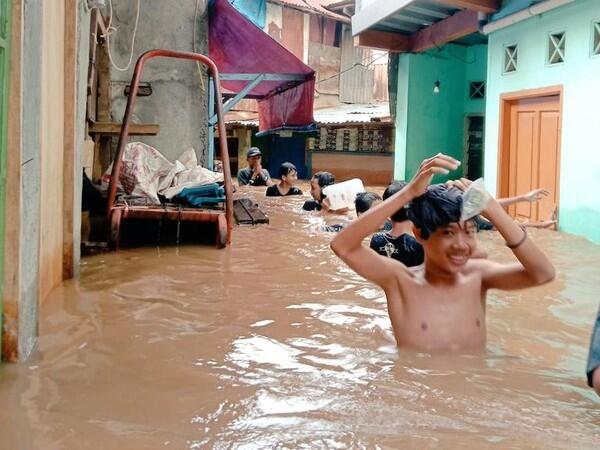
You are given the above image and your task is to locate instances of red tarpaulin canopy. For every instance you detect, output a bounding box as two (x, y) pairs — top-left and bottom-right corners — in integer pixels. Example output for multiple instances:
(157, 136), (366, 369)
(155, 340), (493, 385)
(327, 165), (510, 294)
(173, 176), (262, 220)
(208, 0), (316, 134)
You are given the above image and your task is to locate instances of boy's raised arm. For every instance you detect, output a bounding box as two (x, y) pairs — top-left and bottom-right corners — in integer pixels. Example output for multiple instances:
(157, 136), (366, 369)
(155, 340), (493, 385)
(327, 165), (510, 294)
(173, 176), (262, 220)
(497, 188), (549, 207)
(476, 199), (556, 290)
(331, 154), (460, 289)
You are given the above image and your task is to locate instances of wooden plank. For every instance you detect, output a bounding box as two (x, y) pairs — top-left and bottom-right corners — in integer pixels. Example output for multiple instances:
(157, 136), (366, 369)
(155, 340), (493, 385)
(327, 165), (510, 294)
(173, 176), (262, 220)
(63, 0), (77, 279)
(309, 14), (322, 43)
(357, 29), (410, 52)
(282, 6), (304, 59)
(88, 122), (160, 135)
(233, 198), (269, 225)
(409, 9), (480, 53)
(433, 0), (499, 14)
(87, 9), (99, 122)
(96, 31), (111, 122)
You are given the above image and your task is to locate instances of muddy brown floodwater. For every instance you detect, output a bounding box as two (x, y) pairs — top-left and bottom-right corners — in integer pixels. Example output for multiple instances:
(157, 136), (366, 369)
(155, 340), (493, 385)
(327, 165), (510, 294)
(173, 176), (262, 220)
(1, 184), (599, 449)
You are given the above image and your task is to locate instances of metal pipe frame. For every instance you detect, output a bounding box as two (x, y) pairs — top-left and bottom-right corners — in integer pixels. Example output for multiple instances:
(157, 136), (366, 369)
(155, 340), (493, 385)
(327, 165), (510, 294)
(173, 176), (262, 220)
(106, 49), (234, 247)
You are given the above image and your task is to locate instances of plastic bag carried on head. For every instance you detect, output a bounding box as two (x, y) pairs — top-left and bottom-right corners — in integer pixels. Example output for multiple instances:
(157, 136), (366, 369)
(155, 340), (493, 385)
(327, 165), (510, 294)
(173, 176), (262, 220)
(407, 185), (463, 239)
(460, 178), (492, 222)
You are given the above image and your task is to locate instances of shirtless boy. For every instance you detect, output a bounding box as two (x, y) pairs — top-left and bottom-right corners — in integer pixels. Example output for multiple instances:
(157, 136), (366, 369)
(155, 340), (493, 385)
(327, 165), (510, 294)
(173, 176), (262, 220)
(331, 154), (555, 351)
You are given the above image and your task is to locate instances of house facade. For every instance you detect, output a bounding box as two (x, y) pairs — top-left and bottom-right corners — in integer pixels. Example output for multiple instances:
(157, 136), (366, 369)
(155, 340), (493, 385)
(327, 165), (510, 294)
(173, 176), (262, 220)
(483, 0), (600, 242)
(352, 0), (600, 243)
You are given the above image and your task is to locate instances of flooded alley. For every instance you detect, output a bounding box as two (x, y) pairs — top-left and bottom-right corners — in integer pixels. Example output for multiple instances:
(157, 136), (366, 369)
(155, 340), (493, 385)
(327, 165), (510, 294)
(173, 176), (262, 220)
(1, 187), (599, 449)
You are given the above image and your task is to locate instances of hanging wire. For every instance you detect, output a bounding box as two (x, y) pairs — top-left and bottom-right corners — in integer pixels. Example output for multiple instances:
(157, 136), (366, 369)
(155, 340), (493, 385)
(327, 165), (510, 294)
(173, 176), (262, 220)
(316, 52), (387, 85)
(105, 0), (141, 72)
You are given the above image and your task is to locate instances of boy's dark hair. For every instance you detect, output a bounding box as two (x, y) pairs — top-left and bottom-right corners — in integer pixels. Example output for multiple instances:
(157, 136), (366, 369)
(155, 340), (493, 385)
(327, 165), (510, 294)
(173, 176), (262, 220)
(407, 184), (463, 239)
(354, 191), (382, 215)
(278, 162), (297, 179)
(313, 171), (335, 188)
(384, 181), (409, 223)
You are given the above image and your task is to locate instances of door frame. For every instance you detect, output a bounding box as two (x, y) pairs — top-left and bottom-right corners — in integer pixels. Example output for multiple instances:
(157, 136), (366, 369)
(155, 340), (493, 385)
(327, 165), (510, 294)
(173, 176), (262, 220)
(497, 85), (563, 220)
(0, 0), (12, 358)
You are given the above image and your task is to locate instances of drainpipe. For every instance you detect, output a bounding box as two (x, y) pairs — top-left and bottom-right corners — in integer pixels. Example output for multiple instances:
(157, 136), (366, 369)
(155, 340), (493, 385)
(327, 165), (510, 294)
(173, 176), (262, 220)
(481, 0), (576, 35)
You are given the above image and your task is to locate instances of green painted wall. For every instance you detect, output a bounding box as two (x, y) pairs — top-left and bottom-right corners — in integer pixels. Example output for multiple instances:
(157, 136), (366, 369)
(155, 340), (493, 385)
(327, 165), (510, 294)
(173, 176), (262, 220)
(393, 43), (488, 182)
(0, 0), (11, 358)
(484, 0), (600, 243)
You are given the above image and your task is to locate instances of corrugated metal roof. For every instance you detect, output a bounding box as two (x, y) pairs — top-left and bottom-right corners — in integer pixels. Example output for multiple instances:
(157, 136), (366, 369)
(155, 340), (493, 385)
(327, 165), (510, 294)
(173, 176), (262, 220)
(227, 103), (391, 126)
(371, 1), (460, 35)
(268, 0), (349, 22)
(314, 102), (391, 124)
(354, 0), (487, 46)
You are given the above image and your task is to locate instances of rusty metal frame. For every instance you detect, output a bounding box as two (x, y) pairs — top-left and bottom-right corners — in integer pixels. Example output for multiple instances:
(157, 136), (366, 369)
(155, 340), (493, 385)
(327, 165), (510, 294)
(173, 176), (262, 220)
(106, 49), (233, 249)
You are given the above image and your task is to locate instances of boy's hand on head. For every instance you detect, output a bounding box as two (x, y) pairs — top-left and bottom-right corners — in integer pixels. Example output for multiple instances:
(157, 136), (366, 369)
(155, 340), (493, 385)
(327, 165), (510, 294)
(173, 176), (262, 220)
(408, 153), (460, 197)
(523, 188), (550, 203)
(447, 177), (472, 192)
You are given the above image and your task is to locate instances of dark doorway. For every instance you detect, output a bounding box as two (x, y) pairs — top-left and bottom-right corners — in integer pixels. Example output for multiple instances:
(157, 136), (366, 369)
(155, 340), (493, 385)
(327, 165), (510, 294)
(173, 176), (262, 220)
(215, 137), (239, 176)
(465, 116), (484, 180)
(265, 135), (308, 179)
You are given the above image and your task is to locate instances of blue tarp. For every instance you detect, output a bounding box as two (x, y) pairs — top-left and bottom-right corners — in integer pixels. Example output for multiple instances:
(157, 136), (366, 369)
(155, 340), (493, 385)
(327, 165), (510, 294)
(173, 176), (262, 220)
(175, 184), (225, 207)
(229, 0), (266, 29)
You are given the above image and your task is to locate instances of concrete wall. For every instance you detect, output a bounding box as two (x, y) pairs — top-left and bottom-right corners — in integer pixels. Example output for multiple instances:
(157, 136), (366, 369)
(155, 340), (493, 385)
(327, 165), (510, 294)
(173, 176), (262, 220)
(393, 44), (488, 181)
(14, 0), (43, 360)
(108, 0), (209, 163)
(484, 0), (600, 243)
(2, 0), (90, 362)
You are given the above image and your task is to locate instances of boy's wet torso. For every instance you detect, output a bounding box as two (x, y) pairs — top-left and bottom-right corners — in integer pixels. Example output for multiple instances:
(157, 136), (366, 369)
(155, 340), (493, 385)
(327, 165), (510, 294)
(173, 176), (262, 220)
(386, 265), (486, 351)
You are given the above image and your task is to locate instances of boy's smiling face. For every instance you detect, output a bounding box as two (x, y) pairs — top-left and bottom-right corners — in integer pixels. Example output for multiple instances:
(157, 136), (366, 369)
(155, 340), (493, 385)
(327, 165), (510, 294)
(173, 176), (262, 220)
(417, 220), (477, 273)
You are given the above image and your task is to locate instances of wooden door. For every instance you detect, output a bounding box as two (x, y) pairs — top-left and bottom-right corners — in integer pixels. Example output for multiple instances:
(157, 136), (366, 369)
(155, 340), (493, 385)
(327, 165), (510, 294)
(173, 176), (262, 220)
(507, 95), (560, 222)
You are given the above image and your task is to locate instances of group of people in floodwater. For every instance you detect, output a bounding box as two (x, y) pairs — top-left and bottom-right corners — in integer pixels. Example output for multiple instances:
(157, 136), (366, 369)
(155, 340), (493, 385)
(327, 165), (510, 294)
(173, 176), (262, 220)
(237, 146), (600, 397)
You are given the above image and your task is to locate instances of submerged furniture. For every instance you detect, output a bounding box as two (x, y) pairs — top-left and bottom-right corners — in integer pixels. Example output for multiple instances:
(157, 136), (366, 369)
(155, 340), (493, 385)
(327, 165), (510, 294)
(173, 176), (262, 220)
(106, 49), (233, 249)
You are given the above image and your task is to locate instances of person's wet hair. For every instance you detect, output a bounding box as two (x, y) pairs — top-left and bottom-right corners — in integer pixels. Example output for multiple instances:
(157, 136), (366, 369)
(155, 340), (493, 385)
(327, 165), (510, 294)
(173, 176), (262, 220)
(384, 181), (410, 223)
(278, 162), (297, 179)
(313, 171), (335, 188)
(355, 191), (382, 215)
(407, 184), (463, 239)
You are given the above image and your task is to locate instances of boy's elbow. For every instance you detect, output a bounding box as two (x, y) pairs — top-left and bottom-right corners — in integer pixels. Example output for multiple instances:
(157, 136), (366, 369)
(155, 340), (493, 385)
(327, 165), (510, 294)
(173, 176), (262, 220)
(330, 238), (345, 258)
(533, 265), (556, 285)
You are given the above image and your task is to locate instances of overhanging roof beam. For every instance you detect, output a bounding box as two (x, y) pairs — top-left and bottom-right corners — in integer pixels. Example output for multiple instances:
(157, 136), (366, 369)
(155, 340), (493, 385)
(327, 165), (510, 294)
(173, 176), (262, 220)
(219, 73), (306, 81)
(409, 9), (481, 52)
(209, 74), (265, 126)
(357, 29), (411, 52)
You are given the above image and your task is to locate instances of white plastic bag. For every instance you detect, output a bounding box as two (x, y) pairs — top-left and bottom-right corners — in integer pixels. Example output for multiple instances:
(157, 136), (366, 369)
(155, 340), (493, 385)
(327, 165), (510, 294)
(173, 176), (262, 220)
(322, 178), (365, 211)
(460, 178), (492, 221)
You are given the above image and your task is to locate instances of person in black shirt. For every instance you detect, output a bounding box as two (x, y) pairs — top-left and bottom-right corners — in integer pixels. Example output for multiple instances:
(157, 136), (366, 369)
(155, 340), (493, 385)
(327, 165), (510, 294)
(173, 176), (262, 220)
(369, 181), (424, 267)
(370, 181), (487, 265)
(302, 171), (335, 211)
(266, 162), (303, 196)
(355, 191), (392, 231)
(355, 192), (382, 216)
(237, 147), (273, 186)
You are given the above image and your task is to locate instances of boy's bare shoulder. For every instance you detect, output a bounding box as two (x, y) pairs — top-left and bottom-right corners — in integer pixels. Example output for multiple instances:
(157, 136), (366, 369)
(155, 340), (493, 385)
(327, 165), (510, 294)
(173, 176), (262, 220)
(393, 263), (424, 286)
(464, 258), (500, 276)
